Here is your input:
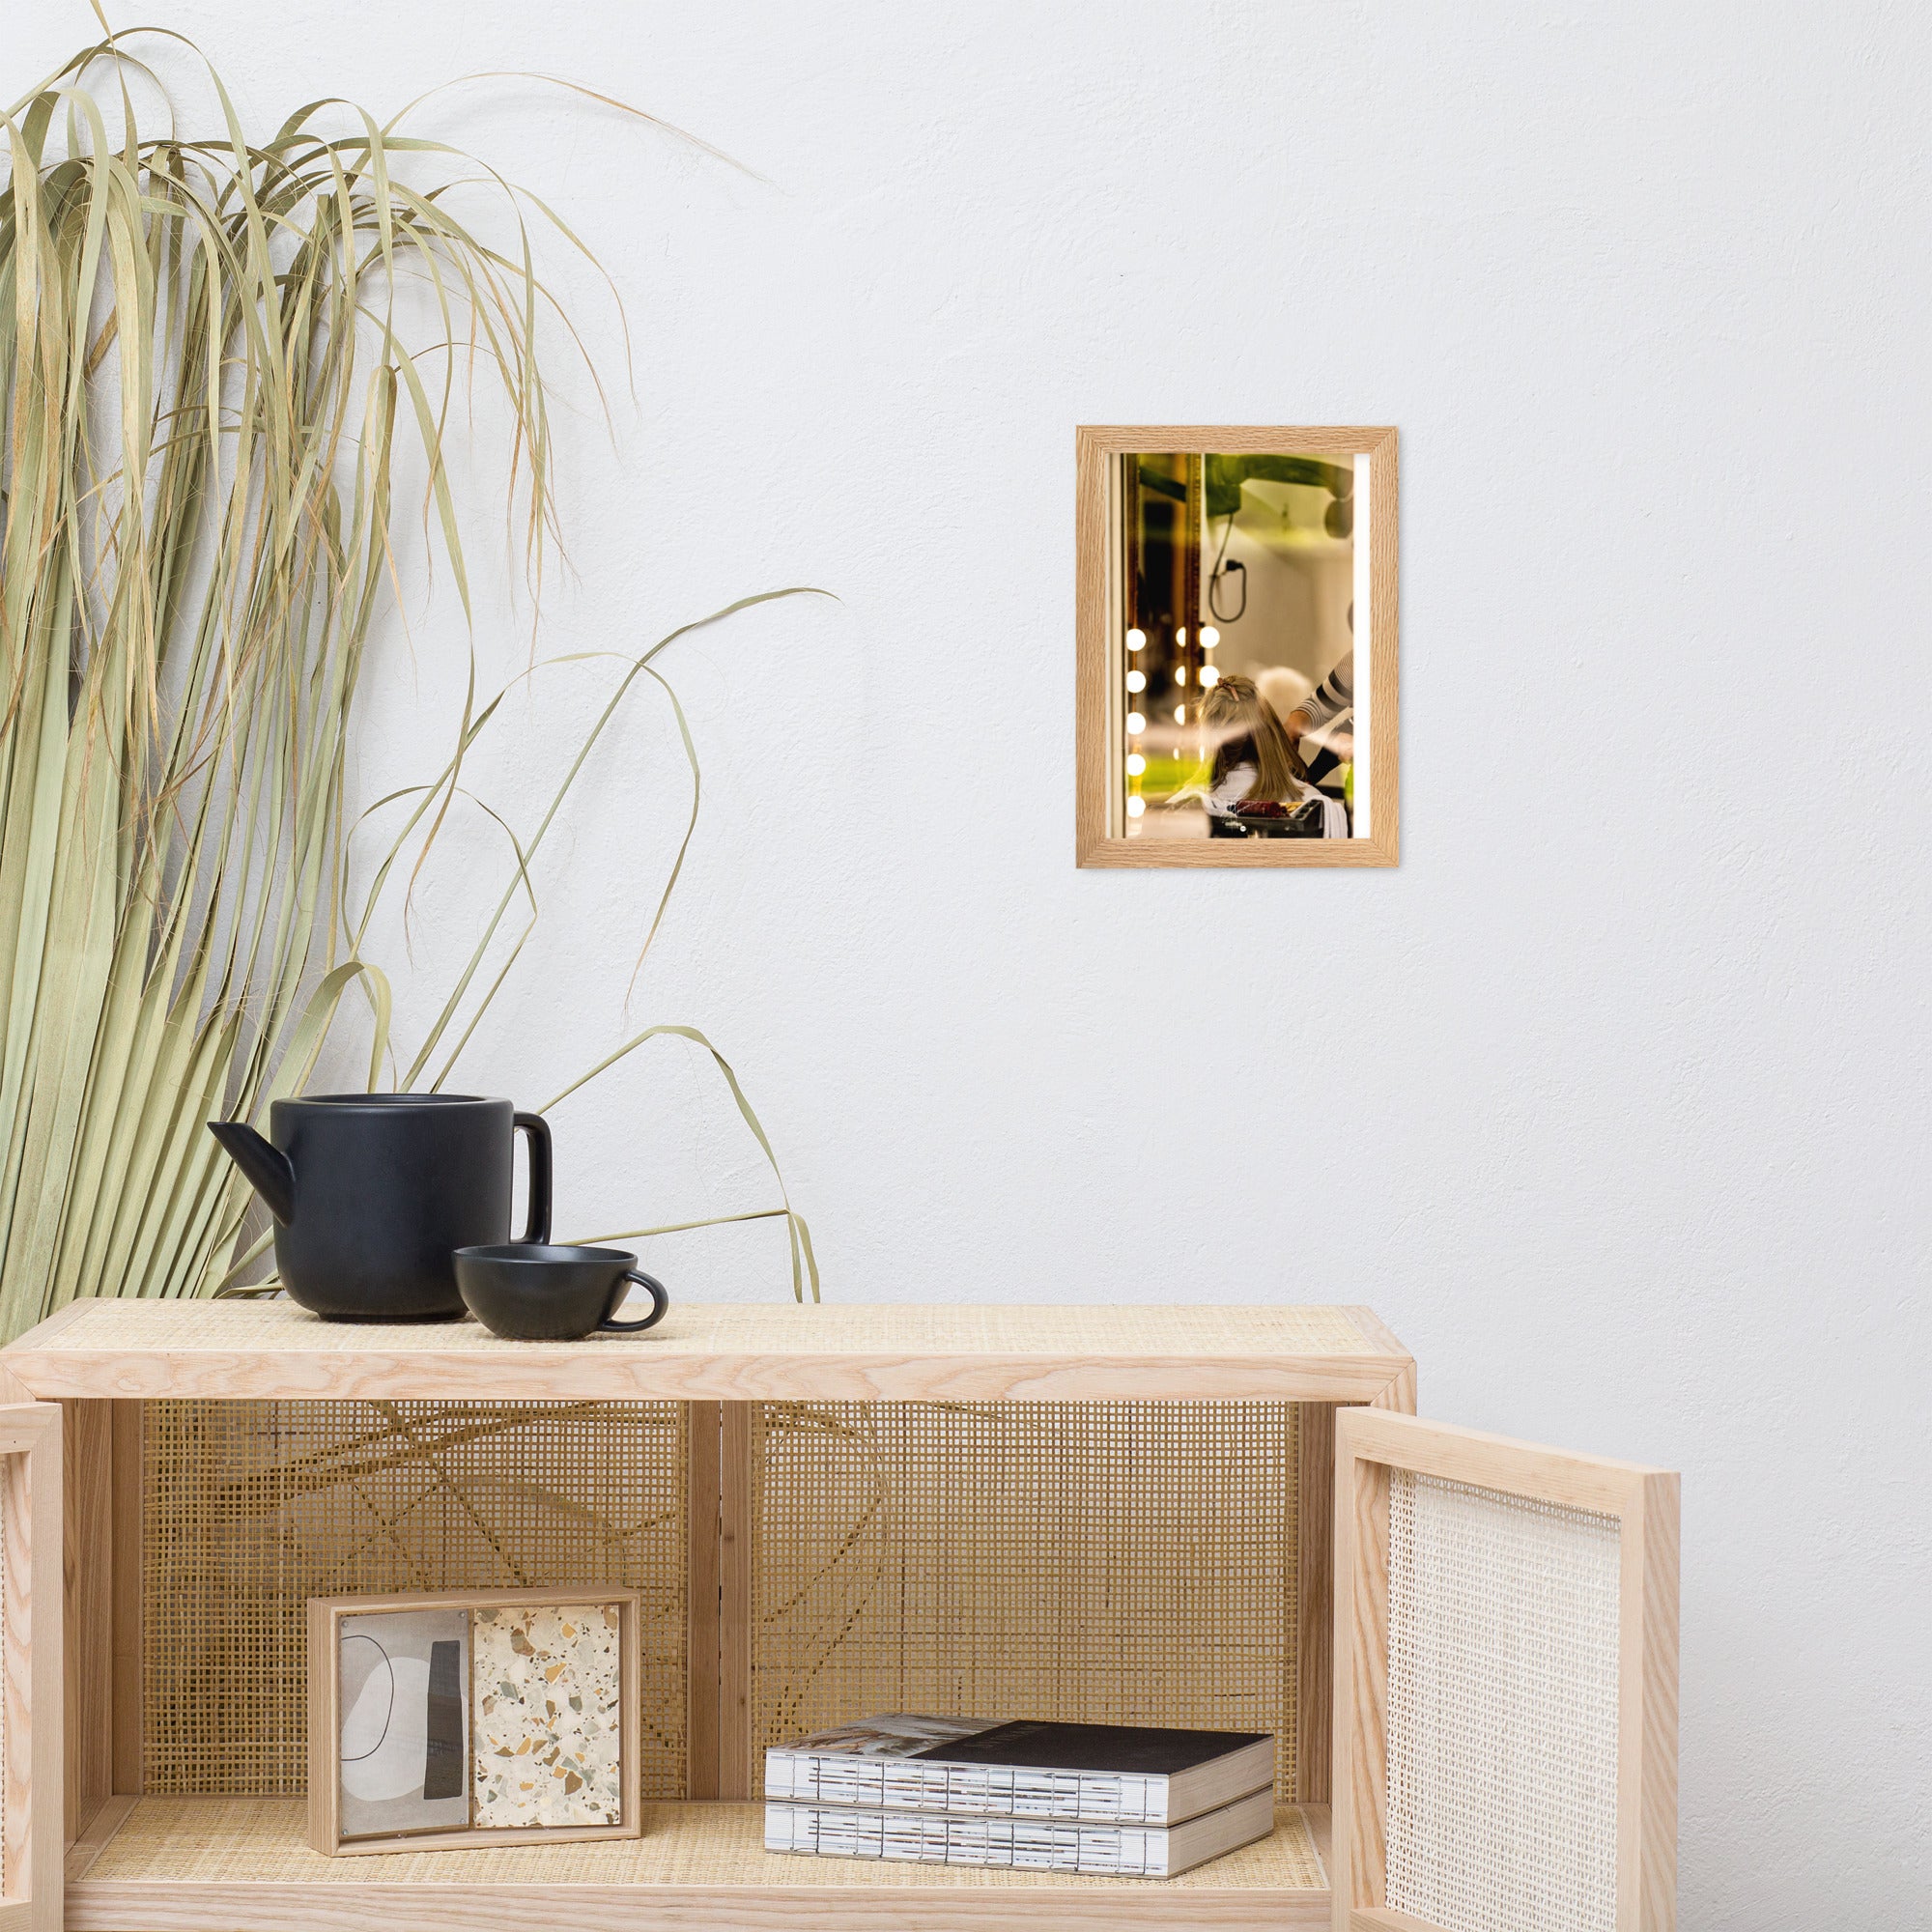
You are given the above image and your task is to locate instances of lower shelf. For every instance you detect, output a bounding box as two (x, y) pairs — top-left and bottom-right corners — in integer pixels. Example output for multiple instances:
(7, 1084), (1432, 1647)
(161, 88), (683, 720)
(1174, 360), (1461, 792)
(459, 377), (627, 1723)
(66, 1796), (1331, 1930)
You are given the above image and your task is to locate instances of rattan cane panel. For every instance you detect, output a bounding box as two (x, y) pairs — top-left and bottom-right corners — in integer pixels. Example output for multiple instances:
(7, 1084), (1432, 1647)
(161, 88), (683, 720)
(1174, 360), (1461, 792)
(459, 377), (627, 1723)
(1385, 1470), (1621, 1932)
(142, 1401), (686, 1797)
(82, 1797), (1327, 1889)
(752, 1402), (1300, 1798)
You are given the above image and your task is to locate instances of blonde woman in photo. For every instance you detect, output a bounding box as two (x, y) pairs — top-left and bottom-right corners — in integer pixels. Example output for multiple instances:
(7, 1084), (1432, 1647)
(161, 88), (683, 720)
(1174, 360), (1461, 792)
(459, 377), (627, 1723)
(1199, 676), (1349, 838)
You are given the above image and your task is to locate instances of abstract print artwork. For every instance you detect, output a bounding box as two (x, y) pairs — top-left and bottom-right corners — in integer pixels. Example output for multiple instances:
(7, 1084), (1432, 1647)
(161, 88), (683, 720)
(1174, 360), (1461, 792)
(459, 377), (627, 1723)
(472, 1603), (626, 1826)
(337, 1606), (472, 1838)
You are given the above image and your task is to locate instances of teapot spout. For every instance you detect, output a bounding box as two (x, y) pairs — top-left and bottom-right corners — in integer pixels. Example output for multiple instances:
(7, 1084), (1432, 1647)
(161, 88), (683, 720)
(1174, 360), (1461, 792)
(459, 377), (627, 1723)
(207, 1120), (296, 1224)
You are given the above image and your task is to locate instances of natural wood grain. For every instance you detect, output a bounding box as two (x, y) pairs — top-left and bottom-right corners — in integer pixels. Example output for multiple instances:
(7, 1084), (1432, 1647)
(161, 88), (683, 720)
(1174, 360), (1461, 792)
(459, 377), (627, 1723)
(619, 1586), (644, 1842)
(69, 1889), (1335, 1932)
(1330, 1410), (1679, 1932)
(686, 1402), (723, 1799)
(64, 1886), (1329, 1932)
(29, 1411), (61, 1932)
(303, 1601), (333, 1858)
(1074, 426), (1399, 869)
(684, 1401), (755, 1801)
(66, 1798), (1332, 1930)
(1367, 1361), (1415, 1415)
(306, 1588), (643, 1856)
(1349, 1907), (1445, 1932)
(71, 1890), (1333, 1932)
(2, 1301), (1408, 1406)
(1340, 1408), (1660, 1519)
(1074, 427), (1111, 856)
(1332, 1439), (1390, 1927)
(64, 1796), (135, 1883)
(1294, 1403), (1334, 1807)
(1306, 1803), (1332, 1889)
(0, 1405), (63, 1932)
(1075, 838), (1396, 871)
(1621, 1471), (1679, 1932)
(718, 1404), (755, 1800)
(107, 1404), (140, 1797)
(62, 1403), (112, 1843)
(1078, 428), (1390, 458)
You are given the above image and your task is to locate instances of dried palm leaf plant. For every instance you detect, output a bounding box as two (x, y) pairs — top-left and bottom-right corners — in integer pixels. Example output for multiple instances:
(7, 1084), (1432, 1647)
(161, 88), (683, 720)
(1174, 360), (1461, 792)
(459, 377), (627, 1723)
(0, 26), (817, 1340)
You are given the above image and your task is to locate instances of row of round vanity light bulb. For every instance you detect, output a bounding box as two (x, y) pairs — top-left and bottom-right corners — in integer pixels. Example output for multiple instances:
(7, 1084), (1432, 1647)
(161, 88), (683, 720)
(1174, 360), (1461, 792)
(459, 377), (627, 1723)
(1123, 625), (1220, 819)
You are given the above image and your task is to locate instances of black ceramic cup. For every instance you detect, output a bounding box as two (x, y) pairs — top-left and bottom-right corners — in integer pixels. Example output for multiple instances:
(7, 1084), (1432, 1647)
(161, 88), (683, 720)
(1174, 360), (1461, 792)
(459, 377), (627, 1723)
(452, 1243), (669, 1342)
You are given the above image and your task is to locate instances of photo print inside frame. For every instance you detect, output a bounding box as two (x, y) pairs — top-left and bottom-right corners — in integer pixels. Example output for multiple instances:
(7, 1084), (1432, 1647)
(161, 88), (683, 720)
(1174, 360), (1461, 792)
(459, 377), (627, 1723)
(1075, 427), (1399, 867)
(313, 1588), (639, 1853)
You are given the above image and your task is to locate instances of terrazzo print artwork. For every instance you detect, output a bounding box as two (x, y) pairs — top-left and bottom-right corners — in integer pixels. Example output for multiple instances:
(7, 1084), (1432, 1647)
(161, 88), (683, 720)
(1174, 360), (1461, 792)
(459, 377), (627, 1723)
(471, 1603), (624, 1828)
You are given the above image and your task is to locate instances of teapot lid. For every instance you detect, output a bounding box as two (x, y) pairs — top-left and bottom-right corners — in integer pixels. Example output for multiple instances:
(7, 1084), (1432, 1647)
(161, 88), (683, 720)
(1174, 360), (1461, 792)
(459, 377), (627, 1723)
(281, 1092), (508, 1108)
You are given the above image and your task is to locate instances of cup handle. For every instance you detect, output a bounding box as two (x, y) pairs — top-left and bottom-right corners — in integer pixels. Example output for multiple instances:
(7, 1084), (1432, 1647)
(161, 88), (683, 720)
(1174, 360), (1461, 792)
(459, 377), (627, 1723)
(600, 1270), (669, 1334)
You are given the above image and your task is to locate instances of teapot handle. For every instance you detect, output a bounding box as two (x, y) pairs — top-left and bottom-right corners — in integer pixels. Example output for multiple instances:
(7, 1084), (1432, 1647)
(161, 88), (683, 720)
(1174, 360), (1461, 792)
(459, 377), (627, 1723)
(513, 1112), (553, 1244)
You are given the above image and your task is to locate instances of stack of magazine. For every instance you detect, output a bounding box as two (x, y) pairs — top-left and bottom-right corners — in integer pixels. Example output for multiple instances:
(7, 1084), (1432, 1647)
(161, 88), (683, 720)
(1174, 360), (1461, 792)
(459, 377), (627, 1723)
(763, 1714), (1276, 1878)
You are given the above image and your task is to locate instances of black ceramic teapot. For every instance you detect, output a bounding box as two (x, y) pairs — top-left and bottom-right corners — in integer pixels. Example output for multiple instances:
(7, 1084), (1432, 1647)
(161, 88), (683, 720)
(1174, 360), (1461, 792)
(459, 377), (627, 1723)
(209, 1094), (551, 1321)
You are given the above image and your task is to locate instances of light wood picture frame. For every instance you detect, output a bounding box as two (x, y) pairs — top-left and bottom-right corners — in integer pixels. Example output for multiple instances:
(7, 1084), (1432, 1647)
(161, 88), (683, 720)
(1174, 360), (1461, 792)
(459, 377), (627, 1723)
(1076, 425), (1398, 867)
(307, 1585), (643, 1856)
(1332, 1408), (1678, 1932)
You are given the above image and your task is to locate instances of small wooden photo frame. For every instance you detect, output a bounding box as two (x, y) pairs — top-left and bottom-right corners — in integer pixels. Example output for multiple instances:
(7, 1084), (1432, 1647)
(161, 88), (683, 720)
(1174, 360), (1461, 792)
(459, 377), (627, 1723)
(1075, 425), (1399, 867)
(307, 1586), (642, 1856)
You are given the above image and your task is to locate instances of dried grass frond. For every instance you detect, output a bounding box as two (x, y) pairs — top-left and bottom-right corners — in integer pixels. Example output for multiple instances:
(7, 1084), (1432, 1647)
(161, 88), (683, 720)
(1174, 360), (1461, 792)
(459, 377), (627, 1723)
(0, 28), (816, 1337)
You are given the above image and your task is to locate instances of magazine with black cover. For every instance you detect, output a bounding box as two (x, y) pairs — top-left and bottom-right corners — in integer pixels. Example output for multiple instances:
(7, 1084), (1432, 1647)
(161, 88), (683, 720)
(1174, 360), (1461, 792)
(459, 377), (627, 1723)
(764, 1715), (1275, 1827)
(765, 1785), (1275, 1878)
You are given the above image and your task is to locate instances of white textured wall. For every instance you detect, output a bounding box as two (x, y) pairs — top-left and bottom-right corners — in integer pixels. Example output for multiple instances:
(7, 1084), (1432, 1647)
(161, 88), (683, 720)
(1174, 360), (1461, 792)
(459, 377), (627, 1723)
(16, 4), (1928, 1921)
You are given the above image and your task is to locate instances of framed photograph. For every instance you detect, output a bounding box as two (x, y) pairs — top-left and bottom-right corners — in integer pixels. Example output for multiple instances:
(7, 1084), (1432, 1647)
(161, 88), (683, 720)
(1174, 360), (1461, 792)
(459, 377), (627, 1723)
(307, 1586), (642, 1855)
(1075, 425), (1399, 867)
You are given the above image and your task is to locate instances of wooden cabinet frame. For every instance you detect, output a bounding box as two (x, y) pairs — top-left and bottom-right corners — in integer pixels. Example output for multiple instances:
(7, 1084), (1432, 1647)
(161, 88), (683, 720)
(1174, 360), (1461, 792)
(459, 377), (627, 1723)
(0, 1402), (62, 1932)
(17, 1300), (1419, 1928)
(685, 1401), (756, 1800)
(0, 1301), (1675, 1932)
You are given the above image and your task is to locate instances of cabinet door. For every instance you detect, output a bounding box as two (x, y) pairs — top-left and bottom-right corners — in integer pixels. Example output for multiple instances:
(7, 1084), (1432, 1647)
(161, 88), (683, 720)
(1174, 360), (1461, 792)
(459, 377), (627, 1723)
(0, 1405), (60, 1932)
(1333, 1408), (1677, 1932)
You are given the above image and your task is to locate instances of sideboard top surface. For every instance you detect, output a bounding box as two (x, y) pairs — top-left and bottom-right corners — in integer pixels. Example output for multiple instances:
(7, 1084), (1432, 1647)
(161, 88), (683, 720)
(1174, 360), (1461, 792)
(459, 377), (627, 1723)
(1, 1297), (1411, 1403)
